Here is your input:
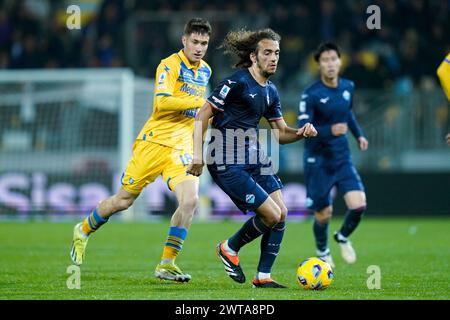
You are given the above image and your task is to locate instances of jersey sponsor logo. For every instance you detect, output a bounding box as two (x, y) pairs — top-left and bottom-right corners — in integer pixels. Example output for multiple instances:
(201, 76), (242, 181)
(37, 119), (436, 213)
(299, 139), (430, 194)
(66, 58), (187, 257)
(227, 79), (236, 85)
(343, 90), (351, 101)
(320, 97), (330, 104)
(301, 94), (308, 99)
(245, 194), (255, 204)
(306, 157), (316, 163)
(211, 96), (225, 105)
(249, 93), (257, 98)
(180, 83), (204, 97)
(157, 85), (167, 90)
(181, 108), (198, 118)
(219, 85), (231, 98)
(158, 72), (166, 84)
(266, 93), (270, 105)
(299, 101), (306, 112)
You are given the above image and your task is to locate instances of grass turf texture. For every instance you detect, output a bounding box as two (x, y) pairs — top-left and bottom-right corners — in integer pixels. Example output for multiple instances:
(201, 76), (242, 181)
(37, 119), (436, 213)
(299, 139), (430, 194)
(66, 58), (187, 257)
(0, 217), (449, 300)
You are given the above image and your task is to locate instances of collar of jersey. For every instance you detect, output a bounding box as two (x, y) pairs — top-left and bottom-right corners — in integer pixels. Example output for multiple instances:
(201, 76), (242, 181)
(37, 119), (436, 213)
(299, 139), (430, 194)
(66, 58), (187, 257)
(178, 49), (201, 71)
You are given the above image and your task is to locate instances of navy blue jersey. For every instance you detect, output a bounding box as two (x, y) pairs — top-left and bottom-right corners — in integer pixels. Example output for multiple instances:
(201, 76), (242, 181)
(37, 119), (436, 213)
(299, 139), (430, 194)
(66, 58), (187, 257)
(297, 78), (363, 166)
(206, 69), (283, 167)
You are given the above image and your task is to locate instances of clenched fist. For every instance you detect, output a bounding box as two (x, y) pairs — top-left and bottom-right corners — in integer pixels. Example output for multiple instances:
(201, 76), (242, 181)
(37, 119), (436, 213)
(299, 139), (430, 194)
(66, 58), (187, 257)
(297, 123), (318, 138)
(187, 160), (204, 177)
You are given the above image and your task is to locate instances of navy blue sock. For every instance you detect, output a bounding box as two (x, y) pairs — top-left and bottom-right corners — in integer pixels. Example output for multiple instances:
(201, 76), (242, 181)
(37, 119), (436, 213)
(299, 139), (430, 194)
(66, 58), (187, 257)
(313, 219), (329, 252)
(228, 215), (271, 252)
(257, 221), (286, 273)
(340, 206), (366, 238)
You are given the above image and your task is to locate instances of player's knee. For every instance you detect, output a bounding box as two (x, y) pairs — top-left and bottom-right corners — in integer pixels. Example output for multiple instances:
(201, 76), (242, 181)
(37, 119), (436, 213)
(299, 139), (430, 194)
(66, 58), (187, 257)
(266, 215), (280, 227)
(178, 195), (199, 213)
(351, 203), (367, 213)
(315, 207), (332, 223)
(267, 206), (282, 226)
(316, 215), (331, 224)
(259, 209), (281, 227)
(348, 192), (367, 211)
(279, 205), (288, 222)
(350, 196), (367, 212)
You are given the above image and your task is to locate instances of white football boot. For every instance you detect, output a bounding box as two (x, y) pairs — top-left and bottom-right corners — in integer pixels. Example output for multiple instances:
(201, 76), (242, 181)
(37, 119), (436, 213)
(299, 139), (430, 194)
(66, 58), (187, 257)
(334, 231), (356, 264)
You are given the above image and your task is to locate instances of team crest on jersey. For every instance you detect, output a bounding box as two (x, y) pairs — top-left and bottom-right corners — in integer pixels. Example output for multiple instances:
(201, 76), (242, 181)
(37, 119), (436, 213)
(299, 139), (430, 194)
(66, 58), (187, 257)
(343, 90), (351, 101)
(219, 85), (230, 98)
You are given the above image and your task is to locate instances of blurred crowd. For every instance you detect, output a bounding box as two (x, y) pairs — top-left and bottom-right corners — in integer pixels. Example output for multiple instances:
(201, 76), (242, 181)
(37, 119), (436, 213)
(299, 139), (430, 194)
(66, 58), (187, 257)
(0, 0), (449, 93)
(0, 0), (127, 69)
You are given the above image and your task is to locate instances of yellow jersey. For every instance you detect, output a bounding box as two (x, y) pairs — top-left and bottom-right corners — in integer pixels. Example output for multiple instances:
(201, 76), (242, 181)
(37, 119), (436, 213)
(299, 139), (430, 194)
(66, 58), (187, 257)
(437, 53), (450, 102)
(137, 50), (212, 150)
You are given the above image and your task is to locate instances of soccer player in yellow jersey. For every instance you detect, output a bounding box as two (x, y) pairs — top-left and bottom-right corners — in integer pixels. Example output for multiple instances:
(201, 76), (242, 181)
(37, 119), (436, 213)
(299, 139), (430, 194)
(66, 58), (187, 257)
(436, 53), (450, 146)
(70, 18), (212, 282)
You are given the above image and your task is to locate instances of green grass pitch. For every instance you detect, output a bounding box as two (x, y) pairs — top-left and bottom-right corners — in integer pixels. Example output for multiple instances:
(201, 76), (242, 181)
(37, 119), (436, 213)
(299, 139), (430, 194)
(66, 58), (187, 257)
(0, 217), (449, 300)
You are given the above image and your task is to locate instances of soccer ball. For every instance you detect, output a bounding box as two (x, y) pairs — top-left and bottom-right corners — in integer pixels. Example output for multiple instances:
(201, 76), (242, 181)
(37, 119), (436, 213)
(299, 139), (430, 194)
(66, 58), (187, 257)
(297, 257), (334, 290)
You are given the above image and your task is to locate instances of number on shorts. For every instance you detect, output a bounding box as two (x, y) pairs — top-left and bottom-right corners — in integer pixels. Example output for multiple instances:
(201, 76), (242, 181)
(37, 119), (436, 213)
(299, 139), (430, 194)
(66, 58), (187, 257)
(179, 153), (193, 166)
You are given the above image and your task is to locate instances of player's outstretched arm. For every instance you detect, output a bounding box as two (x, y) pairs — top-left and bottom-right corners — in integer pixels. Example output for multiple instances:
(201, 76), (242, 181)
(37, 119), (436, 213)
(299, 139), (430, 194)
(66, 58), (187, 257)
(269, 118), (317, 144)
(187, 102), (215, 176)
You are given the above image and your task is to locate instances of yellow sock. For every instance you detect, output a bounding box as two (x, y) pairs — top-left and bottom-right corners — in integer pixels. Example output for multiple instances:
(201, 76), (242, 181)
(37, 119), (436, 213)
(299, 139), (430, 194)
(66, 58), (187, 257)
(161, 246), (179, 261)
(82, 218), (93, 235)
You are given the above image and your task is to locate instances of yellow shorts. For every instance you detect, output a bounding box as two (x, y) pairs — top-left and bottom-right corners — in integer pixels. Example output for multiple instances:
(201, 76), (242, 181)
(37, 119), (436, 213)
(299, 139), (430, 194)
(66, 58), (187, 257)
(121, 140), (198, 194)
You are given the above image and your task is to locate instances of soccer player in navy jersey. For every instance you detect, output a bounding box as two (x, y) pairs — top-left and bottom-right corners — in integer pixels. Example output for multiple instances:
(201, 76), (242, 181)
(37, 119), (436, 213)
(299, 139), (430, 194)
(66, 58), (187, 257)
(187, 29), (317, 288)
(297, 43), (369, 267)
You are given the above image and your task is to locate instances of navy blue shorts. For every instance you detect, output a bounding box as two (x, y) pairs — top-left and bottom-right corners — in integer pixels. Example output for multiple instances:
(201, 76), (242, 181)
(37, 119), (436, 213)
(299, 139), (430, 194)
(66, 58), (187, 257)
(304, 161), (364, 212)
(208, 164), (283, 214)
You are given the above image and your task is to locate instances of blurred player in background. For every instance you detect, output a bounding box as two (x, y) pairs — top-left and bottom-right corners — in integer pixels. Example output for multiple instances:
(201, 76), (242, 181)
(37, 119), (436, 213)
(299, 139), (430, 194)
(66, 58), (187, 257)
(70, 18), (212, 282)
(188, 29), (317, 288)
(298, 43), (368, 267)
(436, 53), (450, 146)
